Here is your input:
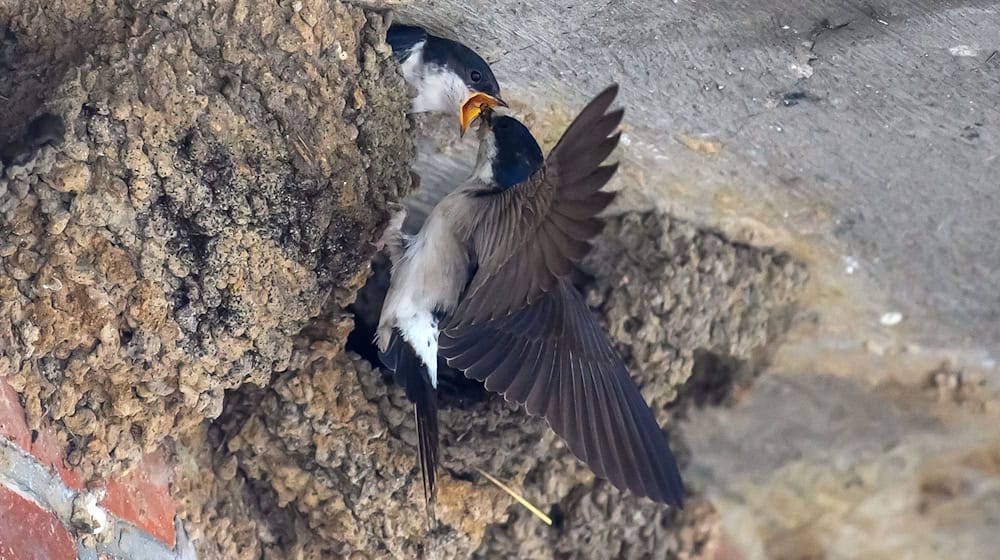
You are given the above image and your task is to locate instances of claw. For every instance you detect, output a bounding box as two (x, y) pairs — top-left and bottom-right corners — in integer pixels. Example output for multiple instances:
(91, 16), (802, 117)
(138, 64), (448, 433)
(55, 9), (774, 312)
(386, 202), (407, 230)
(375, 203), (408, 252)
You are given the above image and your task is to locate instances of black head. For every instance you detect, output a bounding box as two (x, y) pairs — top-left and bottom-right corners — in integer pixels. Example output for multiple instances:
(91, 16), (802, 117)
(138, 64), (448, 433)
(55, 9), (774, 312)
(423, 35), (502, 101)
(485, 113), (543, 190)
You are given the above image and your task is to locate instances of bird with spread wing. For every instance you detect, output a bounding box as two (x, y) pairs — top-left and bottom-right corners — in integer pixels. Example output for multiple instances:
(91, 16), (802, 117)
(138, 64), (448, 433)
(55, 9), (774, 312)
(376, 85), (685, 518)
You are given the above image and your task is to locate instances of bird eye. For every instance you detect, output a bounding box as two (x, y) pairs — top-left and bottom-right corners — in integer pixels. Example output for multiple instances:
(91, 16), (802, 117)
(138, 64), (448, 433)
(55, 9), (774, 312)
(470, 70), (482, 83)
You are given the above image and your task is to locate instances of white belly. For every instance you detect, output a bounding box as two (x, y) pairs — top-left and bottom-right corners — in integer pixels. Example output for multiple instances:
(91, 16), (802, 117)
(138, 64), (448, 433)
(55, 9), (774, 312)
(396, 305), (439, 387)
(379, 212), (468, 387)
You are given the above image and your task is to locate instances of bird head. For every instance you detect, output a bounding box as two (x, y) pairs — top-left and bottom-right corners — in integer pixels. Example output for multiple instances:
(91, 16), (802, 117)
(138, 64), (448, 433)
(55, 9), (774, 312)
(419, 35), (506, 127)
(447, 42), (503, 102)
(468, 104), (544, 191)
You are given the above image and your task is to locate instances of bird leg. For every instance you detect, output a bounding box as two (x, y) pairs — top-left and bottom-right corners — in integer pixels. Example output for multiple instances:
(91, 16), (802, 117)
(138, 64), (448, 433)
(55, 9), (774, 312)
(375, 202), (409, 265)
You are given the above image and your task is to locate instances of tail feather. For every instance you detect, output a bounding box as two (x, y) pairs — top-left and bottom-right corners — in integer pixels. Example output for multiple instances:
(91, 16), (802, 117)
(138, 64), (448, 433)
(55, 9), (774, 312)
(379, 328), (439, 519)
(415, 402), (438, 520)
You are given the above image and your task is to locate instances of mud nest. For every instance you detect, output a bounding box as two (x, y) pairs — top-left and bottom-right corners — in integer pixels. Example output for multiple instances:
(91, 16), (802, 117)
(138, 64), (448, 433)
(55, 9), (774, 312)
(0, 0), (413, 480)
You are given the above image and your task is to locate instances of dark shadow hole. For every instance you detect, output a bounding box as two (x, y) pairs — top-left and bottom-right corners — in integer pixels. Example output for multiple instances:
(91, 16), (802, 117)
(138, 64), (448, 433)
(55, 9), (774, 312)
(675, 349), (748, 409)
(548, 503), (565, 530)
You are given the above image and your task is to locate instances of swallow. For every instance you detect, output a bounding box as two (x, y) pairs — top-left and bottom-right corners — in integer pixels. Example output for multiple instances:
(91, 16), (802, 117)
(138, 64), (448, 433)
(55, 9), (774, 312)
(376, 85), (684, 518)
(386, 23), (506, 123)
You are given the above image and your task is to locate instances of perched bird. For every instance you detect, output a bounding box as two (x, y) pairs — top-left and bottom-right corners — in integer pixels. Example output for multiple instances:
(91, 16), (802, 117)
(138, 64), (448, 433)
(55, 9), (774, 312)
(376, 85), (685, 515)
(386, 23), (505, 118)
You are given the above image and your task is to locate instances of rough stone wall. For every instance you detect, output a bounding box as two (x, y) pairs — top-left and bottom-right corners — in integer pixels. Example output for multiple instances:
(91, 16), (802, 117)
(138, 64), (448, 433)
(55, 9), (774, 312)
(583, 212), (807, 408)
(0, 0), (412, 481)
(179, 314), (516, 559)
(169, 204), (804, 558)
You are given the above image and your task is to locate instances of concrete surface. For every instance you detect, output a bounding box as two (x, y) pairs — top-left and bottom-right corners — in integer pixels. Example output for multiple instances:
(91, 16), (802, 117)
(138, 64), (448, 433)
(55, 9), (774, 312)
(393, 0), (1000, 369)
(684, 372), (1000, 560)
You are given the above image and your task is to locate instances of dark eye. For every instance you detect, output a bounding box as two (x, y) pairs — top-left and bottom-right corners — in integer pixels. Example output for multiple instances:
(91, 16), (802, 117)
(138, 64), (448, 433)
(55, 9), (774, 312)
(470, 70), (482, 83)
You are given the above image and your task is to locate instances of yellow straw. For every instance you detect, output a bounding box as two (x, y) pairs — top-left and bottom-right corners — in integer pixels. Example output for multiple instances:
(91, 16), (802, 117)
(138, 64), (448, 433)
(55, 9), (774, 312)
(474, 467), (553, 526)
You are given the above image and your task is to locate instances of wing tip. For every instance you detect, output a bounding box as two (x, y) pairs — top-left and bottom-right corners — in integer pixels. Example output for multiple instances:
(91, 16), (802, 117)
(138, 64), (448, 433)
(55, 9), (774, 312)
(600, 83), (620, 102)
(594, 83), (622, 116)
(648, 459), (686, 509)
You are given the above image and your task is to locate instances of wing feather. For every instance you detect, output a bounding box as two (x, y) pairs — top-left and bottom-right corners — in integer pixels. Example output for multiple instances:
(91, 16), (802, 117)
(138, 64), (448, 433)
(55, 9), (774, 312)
(441, 280), (684, 506)
(441, 85), (684, 506)
(449, 85), (624, 327)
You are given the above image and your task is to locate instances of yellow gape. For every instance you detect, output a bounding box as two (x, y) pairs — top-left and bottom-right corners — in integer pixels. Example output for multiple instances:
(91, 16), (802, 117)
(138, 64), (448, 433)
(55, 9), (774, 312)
(459, 92), (503, 135)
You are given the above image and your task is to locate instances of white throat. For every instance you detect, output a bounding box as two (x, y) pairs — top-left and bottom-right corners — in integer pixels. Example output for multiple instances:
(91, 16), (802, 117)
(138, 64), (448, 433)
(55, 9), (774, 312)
(401, 44), (469, 114)
(398, 40), (426, 84)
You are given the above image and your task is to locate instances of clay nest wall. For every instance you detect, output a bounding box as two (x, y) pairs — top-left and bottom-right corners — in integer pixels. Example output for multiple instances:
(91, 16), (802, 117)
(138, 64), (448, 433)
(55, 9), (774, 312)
(0, 0), (411, 497)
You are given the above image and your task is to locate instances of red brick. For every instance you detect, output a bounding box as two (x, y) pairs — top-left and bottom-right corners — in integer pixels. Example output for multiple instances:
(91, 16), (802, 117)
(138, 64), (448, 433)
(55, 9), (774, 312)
(27, 428), (84, 491)
(101, 451), (176, 548)
(0, 381), (83, 490)
(0, 486), (76, 560)
(0, 382), (30, 448)
(2, 382), (179, 548)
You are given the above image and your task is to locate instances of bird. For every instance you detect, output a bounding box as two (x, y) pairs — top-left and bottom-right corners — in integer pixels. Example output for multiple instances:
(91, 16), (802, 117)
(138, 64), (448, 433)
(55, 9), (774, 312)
(375, 85), (685, 518)
(386, 23), (506, 119)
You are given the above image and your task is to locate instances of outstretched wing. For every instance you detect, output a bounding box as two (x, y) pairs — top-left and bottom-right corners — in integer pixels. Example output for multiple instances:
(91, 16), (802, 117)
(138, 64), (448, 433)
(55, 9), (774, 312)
(440, 279), (684, 506)
(441, 85), (684, 506)
(448, 84), (624, 328)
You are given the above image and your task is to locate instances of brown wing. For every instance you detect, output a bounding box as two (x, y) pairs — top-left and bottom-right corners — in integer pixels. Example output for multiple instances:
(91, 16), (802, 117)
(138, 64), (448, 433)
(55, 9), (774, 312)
(442, 85), (683, 505)
(439, 279), (684, 507)
(449, 85), (623, 328)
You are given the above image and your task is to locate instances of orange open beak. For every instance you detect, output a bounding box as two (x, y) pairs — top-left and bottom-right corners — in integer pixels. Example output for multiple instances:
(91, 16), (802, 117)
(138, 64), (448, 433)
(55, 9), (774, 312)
(459, 93), (504, 136)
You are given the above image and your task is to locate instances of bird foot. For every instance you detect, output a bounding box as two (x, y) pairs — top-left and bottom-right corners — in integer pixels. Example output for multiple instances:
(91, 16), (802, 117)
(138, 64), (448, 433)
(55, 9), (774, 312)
(374, 202), (408, 252)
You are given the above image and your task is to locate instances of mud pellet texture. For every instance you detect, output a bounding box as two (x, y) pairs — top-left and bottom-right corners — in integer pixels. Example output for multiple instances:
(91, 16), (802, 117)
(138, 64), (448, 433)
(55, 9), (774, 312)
(0, 0), (413, 481)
